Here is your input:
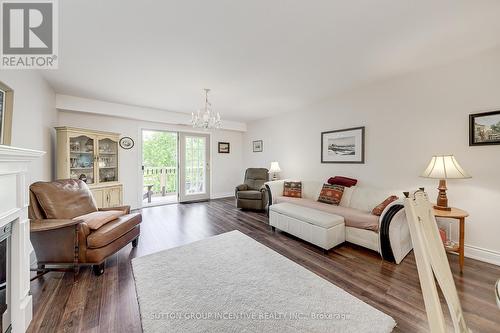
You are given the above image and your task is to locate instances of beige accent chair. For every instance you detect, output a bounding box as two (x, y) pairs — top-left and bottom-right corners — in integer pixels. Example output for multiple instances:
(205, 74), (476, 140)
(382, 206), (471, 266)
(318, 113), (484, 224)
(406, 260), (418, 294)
(235, 168), (269, 210)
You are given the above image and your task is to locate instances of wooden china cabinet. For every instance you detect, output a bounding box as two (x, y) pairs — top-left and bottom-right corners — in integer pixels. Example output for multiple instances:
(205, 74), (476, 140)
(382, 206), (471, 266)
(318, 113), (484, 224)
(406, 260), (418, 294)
(55, 127), (123, 208)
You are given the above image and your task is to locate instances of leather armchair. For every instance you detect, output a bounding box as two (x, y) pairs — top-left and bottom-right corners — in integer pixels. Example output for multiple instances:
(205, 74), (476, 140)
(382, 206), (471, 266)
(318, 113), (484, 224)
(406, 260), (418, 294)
(235, 168), (269, 210)
(29, 179), (141, 276)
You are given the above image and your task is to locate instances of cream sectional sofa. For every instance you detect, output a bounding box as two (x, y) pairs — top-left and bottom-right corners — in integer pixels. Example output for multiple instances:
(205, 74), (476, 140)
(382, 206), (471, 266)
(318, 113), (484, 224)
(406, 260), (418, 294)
(265, 180), (412, 264)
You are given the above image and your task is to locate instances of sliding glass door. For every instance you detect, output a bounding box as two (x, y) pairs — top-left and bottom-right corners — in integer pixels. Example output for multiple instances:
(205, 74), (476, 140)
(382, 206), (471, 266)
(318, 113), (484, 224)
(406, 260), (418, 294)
(178, 132), (210, 202)
(141, 130), (178, 206)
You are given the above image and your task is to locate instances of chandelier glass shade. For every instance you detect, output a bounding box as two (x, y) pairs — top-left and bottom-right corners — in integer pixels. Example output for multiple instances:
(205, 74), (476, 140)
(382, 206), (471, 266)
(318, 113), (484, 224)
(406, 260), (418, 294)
(191, 88), (221, 129)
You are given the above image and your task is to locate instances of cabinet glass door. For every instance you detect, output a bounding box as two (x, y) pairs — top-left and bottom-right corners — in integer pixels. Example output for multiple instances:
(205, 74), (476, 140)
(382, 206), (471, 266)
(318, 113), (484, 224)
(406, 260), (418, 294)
(69, 135), (95, 184)
(98, 138), (118, 183)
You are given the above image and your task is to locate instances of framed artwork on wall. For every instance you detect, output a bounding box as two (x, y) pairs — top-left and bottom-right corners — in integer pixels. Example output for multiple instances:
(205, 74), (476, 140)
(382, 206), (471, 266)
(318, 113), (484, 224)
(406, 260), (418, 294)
(469, 110), (500, 146)
(0, 81), (14, 146)
(119, 136), (135, 149)
(253, 140), (263, 152)
(321, 126), (365, 163)
(218, 142), (230, 153)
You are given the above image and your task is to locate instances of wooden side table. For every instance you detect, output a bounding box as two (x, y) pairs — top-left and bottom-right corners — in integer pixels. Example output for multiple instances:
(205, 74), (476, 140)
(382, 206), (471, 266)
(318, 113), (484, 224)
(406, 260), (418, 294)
(433, 207), (469, 273)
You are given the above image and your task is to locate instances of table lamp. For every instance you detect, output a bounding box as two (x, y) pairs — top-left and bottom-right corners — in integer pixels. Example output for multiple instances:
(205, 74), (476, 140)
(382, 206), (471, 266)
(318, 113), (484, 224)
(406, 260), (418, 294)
(421, 155), (471, 211)
(269, 162), (281, 181)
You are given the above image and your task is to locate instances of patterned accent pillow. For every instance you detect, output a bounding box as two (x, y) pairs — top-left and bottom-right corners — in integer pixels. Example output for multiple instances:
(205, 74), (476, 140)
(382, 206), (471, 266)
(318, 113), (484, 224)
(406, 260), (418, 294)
(371, 195), (399, 216)
(283, 181), (302, 198)
(317, 184), (344, 205)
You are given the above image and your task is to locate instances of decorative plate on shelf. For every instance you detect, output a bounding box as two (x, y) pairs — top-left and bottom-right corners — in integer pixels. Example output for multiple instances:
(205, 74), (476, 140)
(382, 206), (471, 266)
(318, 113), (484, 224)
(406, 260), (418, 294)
(119, 137), (134, 149)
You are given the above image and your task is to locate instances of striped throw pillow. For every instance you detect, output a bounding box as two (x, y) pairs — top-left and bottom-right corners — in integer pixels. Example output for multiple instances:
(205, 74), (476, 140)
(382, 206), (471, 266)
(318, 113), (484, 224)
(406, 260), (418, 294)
(371, 195), (399, 216)
(283, 181), (302, 198)
(317, 184), (344, 205)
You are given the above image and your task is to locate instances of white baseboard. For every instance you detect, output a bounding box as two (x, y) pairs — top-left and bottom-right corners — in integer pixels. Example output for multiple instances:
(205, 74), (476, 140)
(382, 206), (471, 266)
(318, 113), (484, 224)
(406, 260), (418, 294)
(211, 192), (234, 199)
(464, 245), (500, 266)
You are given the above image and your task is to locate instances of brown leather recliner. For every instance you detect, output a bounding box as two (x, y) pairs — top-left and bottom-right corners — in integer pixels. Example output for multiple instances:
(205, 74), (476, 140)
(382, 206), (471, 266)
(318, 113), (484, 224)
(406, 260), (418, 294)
(29, 179), (141, 276)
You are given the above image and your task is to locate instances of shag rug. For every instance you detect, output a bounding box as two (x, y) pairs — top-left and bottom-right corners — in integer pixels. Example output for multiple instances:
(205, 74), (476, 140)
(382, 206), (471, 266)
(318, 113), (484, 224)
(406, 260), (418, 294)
(132, 230), (396, 332)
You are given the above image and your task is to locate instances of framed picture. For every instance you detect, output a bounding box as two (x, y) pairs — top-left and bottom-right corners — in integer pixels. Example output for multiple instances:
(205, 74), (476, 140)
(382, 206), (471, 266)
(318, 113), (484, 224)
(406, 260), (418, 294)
(321, 126), (365, 163)
(253, 140), (263, 152)
(469, 110), (500, 146)
(119, 136), (135, 149)
(0, 81), (14, 146)
(218, 142), (230, 153)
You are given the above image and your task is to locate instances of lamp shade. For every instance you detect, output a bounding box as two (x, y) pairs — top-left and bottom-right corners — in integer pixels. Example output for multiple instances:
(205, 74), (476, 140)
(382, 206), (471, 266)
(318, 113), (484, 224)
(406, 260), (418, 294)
(421, 155), (471, 179)
(269, 162), (281, 173)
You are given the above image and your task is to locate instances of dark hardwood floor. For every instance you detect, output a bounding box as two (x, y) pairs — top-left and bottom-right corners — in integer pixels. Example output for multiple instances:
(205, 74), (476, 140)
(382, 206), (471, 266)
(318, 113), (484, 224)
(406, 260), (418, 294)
(28, 198), (500, 333)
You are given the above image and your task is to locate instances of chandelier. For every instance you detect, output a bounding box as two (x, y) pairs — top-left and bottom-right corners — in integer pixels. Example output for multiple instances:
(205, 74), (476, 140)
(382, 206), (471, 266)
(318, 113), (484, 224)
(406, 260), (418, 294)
(191, 88), (221, 129)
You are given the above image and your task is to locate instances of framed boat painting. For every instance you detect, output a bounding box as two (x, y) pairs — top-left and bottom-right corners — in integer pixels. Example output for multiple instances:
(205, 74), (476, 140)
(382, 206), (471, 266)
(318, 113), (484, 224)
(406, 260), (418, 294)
(218, 142), (230, 153)
(321, 126), (365, 164)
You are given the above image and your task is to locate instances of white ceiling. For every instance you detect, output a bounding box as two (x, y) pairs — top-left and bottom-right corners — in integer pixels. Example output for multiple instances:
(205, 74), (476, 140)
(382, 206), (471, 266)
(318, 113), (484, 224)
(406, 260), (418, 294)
(42, 0), (500, 122)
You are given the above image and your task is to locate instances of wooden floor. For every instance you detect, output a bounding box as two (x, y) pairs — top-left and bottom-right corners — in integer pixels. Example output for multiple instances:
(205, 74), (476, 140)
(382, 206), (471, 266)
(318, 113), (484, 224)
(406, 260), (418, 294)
(28, 198), (500, 333)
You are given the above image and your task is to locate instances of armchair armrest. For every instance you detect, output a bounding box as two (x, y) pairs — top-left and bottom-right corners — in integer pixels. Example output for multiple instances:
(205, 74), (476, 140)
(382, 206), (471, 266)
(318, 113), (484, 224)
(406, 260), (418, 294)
(99, 205), (131, 214)
(235, 184), (248, 192)
(30, 219), (83, 233)
(235, 184), (248, 197)
(259, 185), (269, 206)
(30, 218), (89, 264)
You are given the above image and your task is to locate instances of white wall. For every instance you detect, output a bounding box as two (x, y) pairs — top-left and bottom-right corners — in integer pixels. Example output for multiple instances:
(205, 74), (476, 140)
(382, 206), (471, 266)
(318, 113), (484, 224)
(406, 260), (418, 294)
(243, 46), (500, 265)
(0, 71), (57, 181)
(58, 110), (244, 209)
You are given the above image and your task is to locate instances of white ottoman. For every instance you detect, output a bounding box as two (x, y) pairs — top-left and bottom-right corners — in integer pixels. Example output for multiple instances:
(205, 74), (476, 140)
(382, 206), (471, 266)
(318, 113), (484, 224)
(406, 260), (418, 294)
(269, 202), (345, 251)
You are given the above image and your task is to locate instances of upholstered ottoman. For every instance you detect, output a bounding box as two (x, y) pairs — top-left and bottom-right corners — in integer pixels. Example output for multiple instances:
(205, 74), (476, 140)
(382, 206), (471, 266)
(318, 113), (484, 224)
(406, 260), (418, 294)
(269, 202), (345, 251)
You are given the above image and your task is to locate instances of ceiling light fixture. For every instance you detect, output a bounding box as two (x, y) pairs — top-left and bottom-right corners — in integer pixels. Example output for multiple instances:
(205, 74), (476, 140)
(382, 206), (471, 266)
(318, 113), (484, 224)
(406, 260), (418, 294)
(191, 88), (221, 130)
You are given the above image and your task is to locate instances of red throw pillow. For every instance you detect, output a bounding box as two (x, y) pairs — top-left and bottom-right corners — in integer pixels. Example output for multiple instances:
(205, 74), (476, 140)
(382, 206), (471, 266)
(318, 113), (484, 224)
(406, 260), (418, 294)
(317, 184), (344, 205)
(327, 176), (358, 188)
(371, 196), (399, 216)
(283, 181), (302, 198)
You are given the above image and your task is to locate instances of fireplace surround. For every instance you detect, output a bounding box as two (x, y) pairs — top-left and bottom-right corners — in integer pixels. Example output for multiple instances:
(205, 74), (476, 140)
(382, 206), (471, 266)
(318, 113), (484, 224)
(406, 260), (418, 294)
(0, 146), (44, 333)
(0, 222), (11, 333)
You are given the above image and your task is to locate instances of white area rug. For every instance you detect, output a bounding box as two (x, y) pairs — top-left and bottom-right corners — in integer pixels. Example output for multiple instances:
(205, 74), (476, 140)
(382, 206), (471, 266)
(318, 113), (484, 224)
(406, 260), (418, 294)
(132, 230), (396, 333)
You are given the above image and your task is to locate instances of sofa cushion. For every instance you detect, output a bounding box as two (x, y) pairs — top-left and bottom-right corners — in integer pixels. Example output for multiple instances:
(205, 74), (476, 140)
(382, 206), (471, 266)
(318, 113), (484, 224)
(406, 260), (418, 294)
(301, 180), (323, 200)
(275, 196), (380, 231)
(318, 184), (344, 205)
(283, 181), (302, 198)
(372, 195), (399, 216)
(237, 190), (262, 200)
(339, 186), (356, 207)
(270, 202), (344, 228)
(73, 210), (126, 230)
(30, 179), (98, 219)
(327, 176), (358, 187)
(349, 187), (398, 213)
(87, 213), (141, 248)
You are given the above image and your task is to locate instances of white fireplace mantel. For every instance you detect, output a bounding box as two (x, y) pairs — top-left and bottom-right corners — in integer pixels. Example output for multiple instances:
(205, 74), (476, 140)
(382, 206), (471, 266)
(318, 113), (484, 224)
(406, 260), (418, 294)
(0, 145), (44, 333)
